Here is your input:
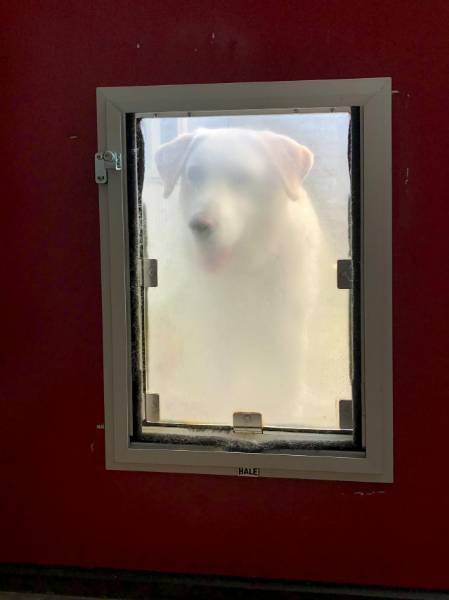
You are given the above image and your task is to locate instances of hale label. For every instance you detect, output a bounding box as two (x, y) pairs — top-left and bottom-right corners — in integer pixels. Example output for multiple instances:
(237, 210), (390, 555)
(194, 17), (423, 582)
(237, 467), (260, 477)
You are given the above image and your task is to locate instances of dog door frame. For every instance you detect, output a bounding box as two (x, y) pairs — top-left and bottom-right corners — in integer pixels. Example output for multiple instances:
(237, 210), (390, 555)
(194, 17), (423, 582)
(97, 78), (392, 481)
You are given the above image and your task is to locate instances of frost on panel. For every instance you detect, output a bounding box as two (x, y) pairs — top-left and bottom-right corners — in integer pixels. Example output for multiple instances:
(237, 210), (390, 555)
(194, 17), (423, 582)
(141, 113), (352, 428)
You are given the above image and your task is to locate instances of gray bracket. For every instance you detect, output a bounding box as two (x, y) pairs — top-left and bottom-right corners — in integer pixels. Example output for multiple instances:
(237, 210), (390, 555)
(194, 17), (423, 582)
(338, 399), (353, 430)
(137, 259), (158, 288)
(337, 260), (353, 289)
(145, 393), (160, 422)
(95, 151), (122, 184)
(233, 412), (263, 434)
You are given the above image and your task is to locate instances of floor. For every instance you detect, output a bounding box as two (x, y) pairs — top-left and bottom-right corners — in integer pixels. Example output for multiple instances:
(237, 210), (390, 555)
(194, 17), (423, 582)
(0, 594), (102, 600)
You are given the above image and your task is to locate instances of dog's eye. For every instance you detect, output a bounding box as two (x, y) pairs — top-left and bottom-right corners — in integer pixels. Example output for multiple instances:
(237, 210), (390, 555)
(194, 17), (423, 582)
(187, 165), (206, 185)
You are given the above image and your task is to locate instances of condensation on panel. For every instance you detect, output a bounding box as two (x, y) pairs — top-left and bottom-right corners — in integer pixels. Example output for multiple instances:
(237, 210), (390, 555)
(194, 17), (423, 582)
(141, 113), (352, 428)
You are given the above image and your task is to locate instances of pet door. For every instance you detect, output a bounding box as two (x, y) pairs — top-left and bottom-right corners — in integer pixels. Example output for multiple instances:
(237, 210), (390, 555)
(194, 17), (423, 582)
(128, 109), (361, 444)
(97, 78), (392, 479)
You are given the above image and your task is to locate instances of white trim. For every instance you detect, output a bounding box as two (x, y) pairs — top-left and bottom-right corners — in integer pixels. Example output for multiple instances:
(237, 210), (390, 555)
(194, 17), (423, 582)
(97, 78), (393, 482)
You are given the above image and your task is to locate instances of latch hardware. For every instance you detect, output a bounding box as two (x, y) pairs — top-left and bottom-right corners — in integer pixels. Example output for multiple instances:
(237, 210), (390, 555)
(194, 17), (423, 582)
(95, 151), (122, 184)
(233, 412), (263, 434)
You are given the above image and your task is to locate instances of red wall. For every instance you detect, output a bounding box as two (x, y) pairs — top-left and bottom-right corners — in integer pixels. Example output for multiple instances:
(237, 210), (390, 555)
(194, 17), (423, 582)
(2, 0), (449, 591)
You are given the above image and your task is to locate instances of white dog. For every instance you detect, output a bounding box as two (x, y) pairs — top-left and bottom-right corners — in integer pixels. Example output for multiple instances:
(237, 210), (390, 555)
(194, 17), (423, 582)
(149, 127), (339, 427)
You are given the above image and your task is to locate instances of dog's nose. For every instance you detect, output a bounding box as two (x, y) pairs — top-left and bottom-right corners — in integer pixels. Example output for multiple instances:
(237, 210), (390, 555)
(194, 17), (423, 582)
(189, 216), (214, 237)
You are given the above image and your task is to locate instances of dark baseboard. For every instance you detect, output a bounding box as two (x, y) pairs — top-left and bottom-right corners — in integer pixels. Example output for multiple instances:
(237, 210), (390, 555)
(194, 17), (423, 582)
(0, 564), (448, 600)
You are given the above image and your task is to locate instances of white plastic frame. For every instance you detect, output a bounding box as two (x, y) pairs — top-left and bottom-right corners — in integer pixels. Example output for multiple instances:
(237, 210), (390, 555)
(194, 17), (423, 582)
(97, 78), (392, 481)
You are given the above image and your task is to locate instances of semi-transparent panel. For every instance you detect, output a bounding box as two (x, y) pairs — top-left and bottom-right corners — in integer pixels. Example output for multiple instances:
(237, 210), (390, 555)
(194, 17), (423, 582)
(141, 112), (353, 428)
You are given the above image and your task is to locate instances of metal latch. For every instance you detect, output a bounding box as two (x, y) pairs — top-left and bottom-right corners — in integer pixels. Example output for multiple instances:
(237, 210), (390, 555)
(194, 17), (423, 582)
(137, 259), (158, 288)
(95, 151), (122, 184)
(337, 260), (353, 289)
(233, 412), (263, 434)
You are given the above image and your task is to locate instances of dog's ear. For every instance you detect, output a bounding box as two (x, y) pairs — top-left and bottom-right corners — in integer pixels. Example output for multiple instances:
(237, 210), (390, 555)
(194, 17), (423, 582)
(155, 133), (195, 198)
(260, 132), (314, 200)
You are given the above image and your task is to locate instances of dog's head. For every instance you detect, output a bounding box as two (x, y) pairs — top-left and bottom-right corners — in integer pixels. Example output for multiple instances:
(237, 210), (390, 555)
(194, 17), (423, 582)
(155, 128), (313, 270)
